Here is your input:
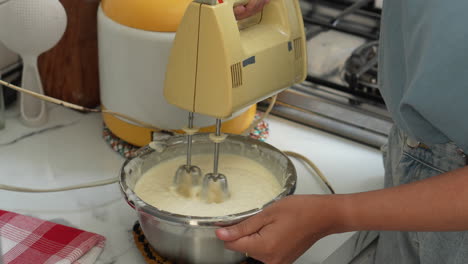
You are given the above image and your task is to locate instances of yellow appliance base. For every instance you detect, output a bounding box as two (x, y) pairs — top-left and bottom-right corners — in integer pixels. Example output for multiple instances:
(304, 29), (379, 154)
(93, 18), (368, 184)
(102, 105), (257, 147)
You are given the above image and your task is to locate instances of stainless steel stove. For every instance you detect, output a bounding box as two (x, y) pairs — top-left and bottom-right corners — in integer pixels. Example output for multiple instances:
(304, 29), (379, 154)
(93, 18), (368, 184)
(260, 0), (391, 149)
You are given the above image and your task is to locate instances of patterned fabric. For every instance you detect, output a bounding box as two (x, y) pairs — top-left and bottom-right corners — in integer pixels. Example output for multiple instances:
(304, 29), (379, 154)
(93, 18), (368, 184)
(132, 222), (263, 264)
(248, 112), (270, 141)
(103, 112), (270, 159)
(0, 210), (106, 264)
(102, 126), (140, 159)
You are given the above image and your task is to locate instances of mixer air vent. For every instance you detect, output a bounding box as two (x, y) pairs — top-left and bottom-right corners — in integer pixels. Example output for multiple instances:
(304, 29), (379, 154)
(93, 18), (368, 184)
(294, 37), (302, 60)
(230, 62), (243, 88)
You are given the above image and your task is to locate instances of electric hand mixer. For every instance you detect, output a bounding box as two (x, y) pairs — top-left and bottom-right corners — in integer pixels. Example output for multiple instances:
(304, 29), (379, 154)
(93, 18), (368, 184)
(164, 0), (307, 203)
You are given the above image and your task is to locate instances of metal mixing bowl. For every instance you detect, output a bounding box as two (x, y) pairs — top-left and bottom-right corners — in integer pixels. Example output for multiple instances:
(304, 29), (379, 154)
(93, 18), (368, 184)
(120, 133), (296, 264)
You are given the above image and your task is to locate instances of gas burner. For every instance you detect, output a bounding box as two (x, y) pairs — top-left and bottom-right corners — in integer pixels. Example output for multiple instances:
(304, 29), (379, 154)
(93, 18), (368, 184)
(342, 41), (381, 103)
(258, 0), (392, 149)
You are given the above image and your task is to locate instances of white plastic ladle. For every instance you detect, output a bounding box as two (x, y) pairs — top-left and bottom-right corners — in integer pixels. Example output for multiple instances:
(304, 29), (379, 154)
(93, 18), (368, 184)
(0, 0), (67, 127)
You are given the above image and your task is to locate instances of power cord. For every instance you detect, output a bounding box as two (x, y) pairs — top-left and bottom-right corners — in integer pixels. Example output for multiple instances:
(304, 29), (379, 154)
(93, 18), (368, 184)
(243, 95), (336, 194)
(0, 151), (335, 194)
(0, 177), (119, 193)
(283, 151), (335, 194)
(241, 95), (277, 135)
(0, 78), (163, 131)
(0, 152), (334, 194)
(0, 79), (335, 194)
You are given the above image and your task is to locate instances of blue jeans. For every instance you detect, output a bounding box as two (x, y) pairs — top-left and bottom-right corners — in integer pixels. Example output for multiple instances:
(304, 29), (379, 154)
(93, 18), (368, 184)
(374, 127), (468, 264)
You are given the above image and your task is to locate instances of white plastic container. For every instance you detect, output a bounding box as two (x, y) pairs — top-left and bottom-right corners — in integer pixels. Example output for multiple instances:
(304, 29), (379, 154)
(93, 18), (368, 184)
(98, 7), (216, 130)
(97, 3), (255, 147)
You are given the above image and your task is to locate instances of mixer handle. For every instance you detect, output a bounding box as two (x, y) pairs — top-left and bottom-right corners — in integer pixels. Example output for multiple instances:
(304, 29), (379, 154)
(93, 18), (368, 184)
(224, 0), (294, 42)
(196, 0), (249, 6)
(231, 0), (250, 6)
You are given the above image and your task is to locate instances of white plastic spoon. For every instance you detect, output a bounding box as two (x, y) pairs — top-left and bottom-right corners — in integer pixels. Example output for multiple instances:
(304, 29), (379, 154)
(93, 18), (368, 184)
(0, 0), (67, 127)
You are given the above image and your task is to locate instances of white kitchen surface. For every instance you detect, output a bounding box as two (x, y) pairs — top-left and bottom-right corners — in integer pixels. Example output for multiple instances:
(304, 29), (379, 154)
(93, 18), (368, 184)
(0, 104), (384, 264)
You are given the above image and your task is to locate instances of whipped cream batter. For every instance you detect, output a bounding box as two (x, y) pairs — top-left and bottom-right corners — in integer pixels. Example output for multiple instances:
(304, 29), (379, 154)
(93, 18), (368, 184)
(134, 154), (281, 217)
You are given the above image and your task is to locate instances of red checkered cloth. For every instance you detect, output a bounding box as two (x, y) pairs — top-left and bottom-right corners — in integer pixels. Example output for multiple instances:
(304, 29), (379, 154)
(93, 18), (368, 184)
(0, 210), (106, 264)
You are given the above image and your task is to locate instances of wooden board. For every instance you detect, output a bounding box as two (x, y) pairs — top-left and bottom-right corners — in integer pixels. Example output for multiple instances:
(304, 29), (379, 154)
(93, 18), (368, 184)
(38, 0), (101, 108)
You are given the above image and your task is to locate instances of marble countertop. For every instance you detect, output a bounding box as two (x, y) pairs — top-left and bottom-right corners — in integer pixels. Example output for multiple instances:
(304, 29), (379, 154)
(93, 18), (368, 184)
(0, 104), (384, 264)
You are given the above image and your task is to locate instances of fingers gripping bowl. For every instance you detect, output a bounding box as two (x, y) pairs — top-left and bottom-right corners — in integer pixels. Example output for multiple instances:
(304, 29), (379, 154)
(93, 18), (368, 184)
(119, 133), (296, 264)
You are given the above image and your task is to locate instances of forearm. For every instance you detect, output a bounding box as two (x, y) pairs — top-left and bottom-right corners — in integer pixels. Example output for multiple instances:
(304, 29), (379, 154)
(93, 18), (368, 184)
(335, 166), (468, 233)
(216, 166), (468, 262)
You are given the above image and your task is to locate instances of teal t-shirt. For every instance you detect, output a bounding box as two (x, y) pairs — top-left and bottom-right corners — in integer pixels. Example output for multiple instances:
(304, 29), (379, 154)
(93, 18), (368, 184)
(379, 0), (468, 152)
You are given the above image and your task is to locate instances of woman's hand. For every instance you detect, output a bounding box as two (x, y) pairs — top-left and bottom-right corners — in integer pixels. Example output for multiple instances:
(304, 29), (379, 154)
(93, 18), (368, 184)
(216, 195), (346, 264)
(234, 0), (270, 20)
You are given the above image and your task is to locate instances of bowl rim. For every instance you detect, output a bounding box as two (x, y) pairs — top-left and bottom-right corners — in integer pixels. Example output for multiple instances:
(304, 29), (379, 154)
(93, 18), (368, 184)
(119, 133), (297, 226)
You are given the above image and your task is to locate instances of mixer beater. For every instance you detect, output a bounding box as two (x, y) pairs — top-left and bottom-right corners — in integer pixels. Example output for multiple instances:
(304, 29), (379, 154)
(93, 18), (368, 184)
(201, 119), (230, 203)
(173, 112), (202, 197)
(173, 115), (230, 203)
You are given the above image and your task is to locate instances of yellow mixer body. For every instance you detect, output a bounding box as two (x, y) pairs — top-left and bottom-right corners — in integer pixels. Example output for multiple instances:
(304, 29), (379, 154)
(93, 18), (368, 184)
(164, 0), (307, 118)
